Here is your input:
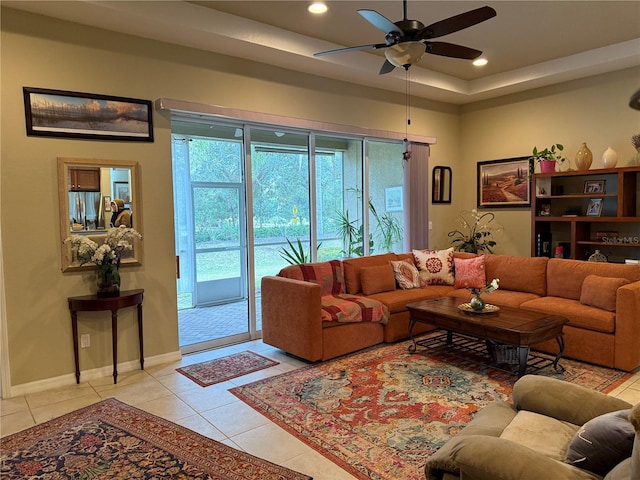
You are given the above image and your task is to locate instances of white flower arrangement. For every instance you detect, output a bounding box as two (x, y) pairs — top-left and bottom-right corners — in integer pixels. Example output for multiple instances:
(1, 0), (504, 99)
(468, 278), (499, 296)
(65, 228), (142, 268)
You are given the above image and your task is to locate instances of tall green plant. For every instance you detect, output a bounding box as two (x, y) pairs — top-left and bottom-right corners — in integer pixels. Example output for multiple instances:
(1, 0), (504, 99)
(279, 237), (322, 265)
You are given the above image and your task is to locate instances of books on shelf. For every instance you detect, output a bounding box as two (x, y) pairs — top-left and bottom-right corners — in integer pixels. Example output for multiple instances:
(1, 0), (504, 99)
(625, 259), (639, 265)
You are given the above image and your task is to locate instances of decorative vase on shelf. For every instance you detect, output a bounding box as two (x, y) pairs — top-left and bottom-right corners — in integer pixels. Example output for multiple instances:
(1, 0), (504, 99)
(574, 142), (593, 171)
(588, 250), (607, 263)
(470, 294), (486, 312)
(96, 263), (121, 297)
(601, 146), (618, 168)
(539, 160), (556, 173)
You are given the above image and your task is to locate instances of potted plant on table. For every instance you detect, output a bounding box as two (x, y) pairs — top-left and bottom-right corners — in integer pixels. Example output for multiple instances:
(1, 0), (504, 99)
(529, 144), (565, 174)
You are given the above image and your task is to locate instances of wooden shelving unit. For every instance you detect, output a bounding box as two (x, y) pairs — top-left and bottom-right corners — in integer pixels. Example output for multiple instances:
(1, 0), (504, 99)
(531, 166), (640, 263)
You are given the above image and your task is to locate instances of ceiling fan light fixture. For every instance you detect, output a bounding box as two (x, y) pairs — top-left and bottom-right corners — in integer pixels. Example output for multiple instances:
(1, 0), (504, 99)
(384, 42), (425, 68)
(308, 2), (327, 14)
(473, 58), (488, 67)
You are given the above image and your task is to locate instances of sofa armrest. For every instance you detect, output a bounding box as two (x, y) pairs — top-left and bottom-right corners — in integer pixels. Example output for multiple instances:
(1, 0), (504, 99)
(431, 435), (601, 480)
(614, 280), (640, 371)
(513, 375), (632, 426)
(261, 276), (323, 361)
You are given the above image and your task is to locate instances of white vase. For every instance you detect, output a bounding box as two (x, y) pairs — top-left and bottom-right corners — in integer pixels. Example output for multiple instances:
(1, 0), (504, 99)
(601, 146), (618, 168)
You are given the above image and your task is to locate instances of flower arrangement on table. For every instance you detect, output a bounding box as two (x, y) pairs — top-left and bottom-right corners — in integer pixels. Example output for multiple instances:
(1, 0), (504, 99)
(467, 278), (499, 312)
(448, 209), (502, 254)
(64, 228), (142, 296)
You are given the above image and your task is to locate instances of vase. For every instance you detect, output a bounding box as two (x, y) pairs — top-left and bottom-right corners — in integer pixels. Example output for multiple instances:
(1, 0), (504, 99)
(601, 146), (618, 168)
(574, 142), (593, 171)
(97, 263), (121, 297)
(470, 294), (486, 312)
(539, 160), (556, 173)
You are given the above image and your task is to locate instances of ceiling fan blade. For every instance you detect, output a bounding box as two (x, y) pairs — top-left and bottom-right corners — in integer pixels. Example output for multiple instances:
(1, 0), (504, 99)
(420, 6), (496, 39)
(358, 9), (403, 36)
(379, 59), (396, 75)
(425, 42), (482, 60)
(314, 43), (388, 57)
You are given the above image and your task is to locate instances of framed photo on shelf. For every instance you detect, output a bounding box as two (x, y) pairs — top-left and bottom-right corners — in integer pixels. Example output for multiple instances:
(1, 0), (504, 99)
(586, 198), (603, 216)
(23, 87), (153, 142)
(477, 157), (531, 208)
(584, 180), (605, 194)
(539, 203), (551, 216)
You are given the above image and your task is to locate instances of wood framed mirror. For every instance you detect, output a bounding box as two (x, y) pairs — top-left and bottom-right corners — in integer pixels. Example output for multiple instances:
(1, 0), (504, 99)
(58, 157), (143, 272)
(432, 166), (452, 204)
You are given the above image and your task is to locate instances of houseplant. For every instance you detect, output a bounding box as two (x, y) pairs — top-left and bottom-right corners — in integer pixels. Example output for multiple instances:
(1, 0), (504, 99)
(64, 228), (142, 296)
(448, 209), (501, 253)
(529, 144), (565, 174)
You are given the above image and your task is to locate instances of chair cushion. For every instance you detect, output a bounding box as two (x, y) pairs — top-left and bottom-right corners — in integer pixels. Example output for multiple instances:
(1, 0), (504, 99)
(413, 247), (455, 285)
(565, 409), (634, 476)
(360, 264), (396, 295)
(500, 410), (580, 461)
(580, 275), (630, 312)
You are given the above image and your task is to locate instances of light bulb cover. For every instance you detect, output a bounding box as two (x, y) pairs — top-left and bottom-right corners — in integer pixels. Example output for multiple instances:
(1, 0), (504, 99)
(384, 42), (425, 68)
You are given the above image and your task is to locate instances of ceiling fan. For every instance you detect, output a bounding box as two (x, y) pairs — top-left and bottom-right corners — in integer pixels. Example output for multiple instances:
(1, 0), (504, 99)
(314, 1), (496, 74)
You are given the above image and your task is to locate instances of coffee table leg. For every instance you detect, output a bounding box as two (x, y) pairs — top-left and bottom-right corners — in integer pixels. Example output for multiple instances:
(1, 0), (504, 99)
(517, 346), (530, 378)
(408, 318), (418, 353)
(553, 335), (566, 373)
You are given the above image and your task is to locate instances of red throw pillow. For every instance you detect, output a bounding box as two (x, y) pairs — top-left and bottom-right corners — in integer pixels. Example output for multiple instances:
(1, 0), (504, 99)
(454, 256), (487, 289)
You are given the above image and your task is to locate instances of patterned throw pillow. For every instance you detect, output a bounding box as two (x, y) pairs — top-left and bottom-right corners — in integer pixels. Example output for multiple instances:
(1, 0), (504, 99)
(454, 255), (486, 289)
(412, 248), (455, 285)
(389, 260), (421, 290)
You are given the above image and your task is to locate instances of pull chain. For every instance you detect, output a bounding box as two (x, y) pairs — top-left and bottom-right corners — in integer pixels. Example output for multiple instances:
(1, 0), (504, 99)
(403, 66), (412, 161)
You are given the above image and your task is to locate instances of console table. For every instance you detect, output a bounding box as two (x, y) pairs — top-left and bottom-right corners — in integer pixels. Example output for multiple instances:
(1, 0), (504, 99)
(67, 289), (144, 384)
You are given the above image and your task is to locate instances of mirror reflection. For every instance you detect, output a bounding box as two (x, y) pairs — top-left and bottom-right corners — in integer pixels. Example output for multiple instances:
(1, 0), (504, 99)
(59, 157), (142, 271)
(432, 166), (452, 204)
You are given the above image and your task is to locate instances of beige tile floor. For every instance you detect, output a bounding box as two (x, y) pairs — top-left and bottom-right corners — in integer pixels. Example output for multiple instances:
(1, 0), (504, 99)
(2, 339), (640, 480)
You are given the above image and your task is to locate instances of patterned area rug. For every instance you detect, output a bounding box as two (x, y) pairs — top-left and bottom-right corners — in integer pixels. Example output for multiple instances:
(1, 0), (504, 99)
(0, 398), (311, 480)
(177, 351), (279, 386)
(230, 337), (631, 480)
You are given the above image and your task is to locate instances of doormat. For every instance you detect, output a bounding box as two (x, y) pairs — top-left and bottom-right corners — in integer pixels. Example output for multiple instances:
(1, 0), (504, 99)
(177, 350), (279, 386)
(230, 338), (632, 480)
(0, 398), (312, 480)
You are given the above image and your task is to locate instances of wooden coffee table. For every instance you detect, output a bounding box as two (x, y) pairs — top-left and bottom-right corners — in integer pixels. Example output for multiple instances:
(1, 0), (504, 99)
(406, 297), (568, 377)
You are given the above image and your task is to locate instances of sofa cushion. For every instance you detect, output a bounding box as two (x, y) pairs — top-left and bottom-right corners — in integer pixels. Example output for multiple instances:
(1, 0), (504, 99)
(500, 410), (579, 461)
(413, 248), (455, 285)
(454, 256), (486, 289)
(320, 294), (389, 324)
(279, 259), (345, 296)
(565, 409), (634, 476)
(546, 258), (640, 300)
(371, 285), (455, 313)
(484, 255), (548, 296)
(343, 253), (398, 295)
(580, 275), (630, 312)
(360, 264), (396, 295)
(520, 297), (615, 333)
(447, 288), (540, 308)
(389, 260), (422, 290)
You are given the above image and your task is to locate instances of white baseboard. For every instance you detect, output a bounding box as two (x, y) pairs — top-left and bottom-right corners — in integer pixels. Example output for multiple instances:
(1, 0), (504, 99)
(6, 350), (182, 398)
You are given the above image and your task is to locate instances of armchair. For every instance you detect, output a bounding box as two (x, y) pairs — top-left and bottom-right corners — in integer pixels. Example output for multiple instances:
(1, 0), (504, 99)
(425, 375), (638, 480)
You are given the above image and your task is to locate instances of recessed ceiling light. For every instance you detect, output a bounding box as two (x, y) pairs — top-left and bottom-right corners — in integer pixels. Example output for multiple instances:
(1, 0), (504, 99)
(308, 2), (327, 14)
(473, 58), (488, 67)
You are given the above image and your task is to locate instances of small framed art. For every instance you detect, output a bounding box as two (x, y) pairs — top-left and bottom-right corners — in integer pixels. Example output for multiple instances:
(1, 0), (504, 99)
(586, 198), (603, 216)
(584, 180), (605, 194)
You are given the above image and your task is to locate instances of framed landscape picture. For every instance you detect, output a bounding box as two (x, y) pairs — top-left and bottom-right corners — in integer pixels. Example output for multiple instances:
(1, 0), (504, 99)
(23, 87), (153, 141)
(477, 157), (531, 208)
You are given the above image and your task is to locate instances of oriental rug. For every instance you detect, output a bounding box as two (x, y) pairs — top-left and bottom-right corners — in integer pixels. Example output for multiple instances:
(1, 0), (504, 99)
(230, 337), (631, 480)
(0, 398), (311, 480)
(177, 351), (279, 387)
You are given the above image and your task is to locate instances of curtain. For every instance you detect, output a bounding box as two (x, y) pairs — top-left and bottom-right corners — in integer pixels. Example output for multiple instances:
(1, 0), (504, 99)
(404, 142), (430, 250)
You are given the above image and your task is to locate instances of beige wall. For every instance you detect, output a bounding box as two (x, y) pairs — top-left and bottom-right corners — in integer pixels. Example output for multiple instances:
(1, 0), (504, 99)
(2, 7), (638, 393)
(0, 8), (460, 391)
(458, 68), (640, 256)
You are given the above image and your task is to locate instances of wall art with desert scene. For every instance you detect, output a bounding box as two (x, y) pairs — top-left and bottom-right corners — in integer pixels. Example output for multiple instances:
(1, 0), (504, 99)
(477, 157), (531, 208)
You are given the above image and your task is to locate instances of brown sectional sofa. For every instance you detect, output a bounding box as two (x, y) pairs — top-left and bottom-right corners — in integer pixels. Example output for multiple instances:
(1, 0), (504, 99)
(261, 252), (640, 371)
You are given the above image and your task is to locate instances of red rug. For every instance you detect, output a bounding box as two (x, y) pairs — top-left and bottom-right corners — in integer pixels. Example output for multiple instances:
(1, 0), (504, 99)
(177, 351), (279, 386)
(230, 337), (631, 480)
(0, 398), (311, 480)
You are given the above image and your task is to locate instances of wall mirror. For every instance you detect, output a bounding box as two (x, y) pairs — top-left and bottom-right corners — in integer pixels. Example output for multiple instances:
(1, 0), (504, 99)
(432, 166), (452, 204)
(58, 157), (143, 272)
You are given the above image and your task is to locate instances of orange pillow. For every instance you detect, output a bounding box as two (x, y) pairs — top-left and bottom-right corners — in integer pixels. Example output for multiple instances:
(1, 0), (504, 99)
(454, 256), (486, 289)
(580, 275), (630, 312)
(360, 264), (396, 295)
